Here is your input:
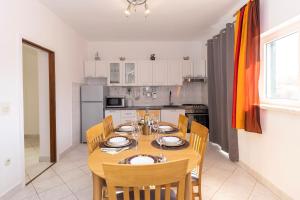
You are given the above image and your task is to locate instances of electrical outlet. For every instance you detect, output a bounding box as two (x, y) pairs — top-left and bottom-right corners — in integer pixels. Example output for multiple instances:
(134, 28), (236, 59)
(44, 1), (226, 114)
(0, 103), (10, 115)
(4, 158), (11, 166)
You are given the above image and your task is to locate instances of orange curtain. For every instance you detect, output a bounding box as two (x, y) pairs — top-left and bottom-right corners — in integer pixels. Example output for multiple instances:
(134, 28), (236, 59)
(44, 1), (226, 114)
(232, 0), (262, 133)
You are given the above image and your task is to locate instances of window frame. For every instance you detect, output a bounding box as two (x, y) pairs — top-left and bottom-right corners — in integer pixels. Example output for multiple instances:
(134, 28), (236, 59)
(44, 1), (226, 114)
(260, 19), (300, 109)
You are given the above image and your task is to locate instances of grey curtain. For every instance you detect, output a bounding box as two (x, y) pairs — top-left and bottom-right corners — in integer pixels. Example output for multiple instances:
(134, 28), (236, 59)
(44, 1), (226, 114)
(207, 23), (239, 162)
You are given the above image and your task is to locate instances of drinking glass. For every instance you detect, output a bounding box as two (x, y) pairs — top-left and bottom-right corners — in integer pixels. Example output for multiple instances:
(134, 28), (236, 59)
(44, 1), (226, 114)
(157, 129), (166, 162)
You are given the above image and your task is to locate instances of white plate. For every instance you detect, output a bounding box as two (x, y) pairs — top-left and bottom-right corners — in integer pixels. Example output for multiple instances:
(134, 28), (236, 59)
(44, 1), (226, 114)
(159, 125), (173, 132)
(108, 137), (129, 146)
(130, 156), (155, 165)
(161, 136), (182, 146)
(118, 125), (135, 132)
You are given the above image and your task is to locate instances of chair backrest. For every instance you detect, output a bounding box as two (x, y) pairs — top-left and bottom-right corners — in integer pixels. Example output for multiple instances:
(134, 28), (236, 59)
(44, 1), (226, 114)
(86, 122), (105, 155)
(190, 121), (208, 177)
(103, 159), (189, 200)
(103, 115), (114, 138)
(178, 114), (188, 139)
(137, 110), (161, 121)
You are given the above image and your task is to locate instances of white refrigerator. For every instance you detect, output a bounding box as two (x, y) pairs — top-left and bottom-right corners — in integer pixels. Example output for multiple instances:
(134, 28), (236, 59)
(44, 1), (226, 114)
(81, 85), (108, 143)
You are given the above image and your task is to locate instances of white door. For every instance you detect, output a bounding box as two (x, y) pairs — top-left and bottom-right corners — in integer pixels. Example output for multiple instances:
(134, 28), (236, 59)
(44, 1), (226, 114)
(84, 60), (96, 78)
(182, 60), (193, 77)
(138, 61), (153, 86)
(105, 110), (121, 127)
(152, 61), (168, 85)
(95, 61), (107, 77)
(167, 61), (182, 85)
(108, 62), (122, 86)
(161, 109), (185, 125)
(124, 62), (138, 86)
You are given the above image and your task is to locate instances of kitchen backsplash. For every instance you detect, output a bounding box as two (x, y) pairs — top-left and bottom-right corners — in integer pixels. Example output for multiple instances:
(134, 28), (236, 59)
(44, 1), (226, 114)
(108, 82), (208, 106)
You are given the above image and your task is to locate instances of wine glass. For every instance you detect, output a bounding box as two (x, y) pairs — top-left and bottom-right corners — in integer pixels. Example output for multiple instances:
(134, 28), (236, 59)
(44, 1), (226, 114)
(157, 129), (166, 162)
(132, 122), (140, 151)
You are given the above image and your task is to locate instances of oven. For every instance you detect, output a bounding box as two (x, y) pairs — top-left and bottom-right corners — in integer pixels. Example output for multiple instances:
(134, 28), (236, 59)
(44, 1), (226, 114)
(183, 104), (209, 132)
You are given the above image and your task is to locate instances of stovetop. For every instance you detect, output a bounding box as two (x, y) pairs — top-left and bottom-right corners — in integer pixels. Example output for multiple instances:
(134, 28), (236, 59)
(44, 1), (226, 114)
(182, 104), (208, 114)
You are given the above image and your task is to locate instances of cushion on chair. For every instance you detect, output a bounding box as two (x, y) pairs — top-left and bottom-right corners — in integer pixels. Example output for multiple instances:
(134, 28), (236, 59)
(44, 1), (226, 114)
(116, 189), (177, 200)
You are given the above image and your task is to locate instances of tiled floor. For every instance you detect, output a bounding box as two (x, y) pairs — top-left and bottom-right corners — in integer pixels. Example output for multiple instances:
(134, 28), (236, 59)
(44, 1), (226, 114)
(25, 136), (53, 183)
(11, 143), (280, 200)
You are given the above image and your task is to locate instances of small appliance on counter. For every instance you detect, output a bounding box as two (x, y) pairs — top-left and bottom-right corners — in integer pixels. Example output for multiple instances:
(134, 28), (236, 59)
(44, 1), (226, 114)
(81, 85), (108, 143)
(106, 96), (126, 108)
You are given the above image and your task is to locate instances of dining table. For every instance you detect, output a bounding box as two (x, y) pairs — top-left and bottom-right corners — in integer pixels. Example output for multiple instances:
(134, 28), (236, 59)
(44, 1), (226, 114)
(88, 122), (200, 200)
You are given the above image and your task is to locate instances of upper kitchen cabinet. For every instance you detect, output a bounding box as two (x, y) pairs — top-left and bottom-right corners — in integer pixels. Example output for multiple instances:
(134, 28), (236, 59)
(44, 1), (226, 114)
(182, 60), (193, 77)
(152, 61), (168, 85)
(138, 61), (153, 86)
(124, 62), (138, 86)
(108, 62), (122, 86)
(167, 61), (183, 85)
(84, 60), (96, 77)
(95, 61), (107, 77)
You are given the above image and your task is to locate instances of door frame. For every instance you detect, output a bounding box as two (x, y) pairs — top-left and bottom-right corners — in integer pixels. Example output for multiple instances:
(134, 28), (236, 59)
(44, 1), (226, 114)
(22, 39), (57, 162)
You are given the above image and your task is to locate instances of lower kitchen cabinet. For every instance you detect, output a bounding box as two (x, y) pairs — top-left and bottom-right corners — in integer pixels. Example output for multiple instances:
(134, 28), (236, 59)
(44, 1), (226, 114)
(161, 109), (185, 125)
(120, 110), (137, 124)
(105, 110), (121, 127)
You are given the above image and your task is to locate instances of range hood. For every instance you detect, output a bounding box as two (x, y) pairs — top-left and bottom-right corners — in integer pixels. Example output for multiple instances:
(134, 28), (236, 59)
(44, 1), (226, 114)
(183, 76), (208, 83)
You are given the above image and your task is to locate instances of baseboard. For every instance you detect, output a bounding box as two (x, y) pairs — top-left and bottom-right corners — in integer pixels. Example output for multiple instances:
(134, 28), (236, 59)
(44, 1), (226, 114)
(238, 161), (292, 200)
(39, 156), (50, 162)
(0, 183), (23, 200)
(59, 144), (78, 160)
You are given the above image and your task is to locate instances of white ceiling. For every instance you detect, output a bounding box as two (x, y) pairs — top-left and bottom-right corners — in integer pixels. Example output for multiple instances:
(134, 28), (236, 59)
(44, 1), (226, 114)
(39, 0), (239, 41)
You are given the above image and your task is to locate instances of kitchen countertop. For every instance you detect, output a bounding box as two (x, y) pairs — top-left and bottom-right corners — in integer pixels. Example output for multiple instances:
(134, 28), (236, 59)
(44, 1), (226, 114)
(105, 105), (186, 110)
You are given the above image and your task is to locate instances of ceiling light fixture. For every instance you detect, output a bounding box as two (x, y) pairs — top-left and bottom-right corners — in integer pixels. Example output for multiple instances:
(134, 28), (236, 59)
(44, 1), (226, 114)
(124, 0), (150, 17)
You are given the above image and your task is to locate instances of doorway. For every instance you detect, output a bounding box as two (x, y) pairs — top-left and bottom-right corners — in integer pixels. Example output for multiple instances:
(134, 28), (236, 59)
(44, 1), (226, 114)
(22, 39), (56, 184)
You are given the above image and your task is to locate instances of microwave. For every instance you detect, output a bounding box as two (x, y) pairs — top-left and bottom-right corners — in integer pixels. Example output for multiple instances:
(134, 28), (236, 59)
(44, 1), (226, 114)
(106, 96), (126, 108)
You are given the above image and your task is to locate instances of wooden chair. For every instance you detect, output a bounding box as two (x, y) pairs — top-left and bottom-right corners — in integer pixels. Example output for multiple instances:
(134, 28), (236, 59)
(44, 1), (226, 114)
(178, 114), (188, 139)
(103, 115), (114, 138)
(103, 159), (189, 200)
(86, 122), (105, 155)
(189, 121), (208, 200)
(137, 110), (161, 121)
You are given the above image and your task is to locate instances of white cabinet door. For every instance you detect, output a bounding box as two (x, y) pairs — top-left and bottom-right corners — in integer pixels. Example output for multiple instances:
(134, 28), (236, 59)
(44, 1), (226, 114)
(108, 62), (123, 86)
(120, 110), (137, 124)
(152, 61), (168, 86)
(84, 61), (96, 77)
(161, 109), (185, 125)
(95, 61), (107, 77)
(124, 62), (138, 86)
(138, 61), (153, 86)
(182, 60), (193, 77)
(105, 110), (121, 127)
(167, 61), (183, 85)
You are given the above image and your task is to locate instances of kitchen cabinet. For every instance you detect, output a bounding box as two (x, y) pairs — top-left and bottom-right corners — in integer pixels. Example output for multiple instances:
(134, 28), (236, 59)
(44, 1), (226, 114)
(105, 110), (121, 127)
(167, 61), (183, 85)
(84, 61), (96, 77)
(182, 60), (193, 77)
(120, 110), (137, 124)
(161, 109), (185, 125)
(152, 61), (168, 85)
(138, 61), (153, 86)
(108, 62), (122, 86)
(124, 62), (138, 86)
(95, 61), (107, 77)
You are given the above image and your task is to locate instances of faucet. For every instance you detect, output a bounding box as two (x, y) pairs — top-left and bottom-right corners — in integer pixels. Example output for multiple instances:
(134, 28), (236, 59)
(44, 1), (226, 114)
(169, 90), (173, 105)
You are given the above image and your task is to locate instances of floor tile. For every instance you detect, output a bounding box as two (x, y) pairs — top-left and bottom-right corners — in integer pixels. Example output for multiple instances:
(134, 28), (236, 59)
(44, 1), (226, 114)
(9, 184), (38, 200)
(38, 184), (72, 200)
(32, 175), (64, 193)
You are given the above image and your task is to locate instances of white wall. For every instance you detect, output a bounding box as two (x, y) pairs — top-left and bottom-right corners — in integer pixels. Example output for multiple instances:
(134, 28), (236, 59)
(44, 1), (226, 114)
(0, 0), (86, 197)
(238, 0), (300, 199)
(23, 45), (39, 136)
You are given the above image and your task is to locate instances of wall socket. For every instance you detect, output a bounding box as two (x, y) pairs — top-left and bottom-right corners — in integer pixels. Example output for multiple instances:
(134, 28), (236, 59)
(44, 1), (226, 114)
(4, 158), (11, 166)
(0, 103), (10, 115)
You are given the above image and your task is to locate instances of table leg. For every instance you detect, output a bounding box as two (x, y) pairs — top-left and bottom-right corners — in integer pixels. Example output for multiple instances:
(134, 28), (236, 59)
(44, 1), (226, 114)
(93, 173), (103, 200)
(185, 172), (193, 200)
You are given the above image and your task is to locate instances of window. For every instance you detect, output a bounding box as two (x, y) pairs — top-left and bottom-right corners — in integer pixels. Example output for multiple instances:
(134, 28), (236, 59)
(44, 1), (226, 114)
(262, 21), (300, 107)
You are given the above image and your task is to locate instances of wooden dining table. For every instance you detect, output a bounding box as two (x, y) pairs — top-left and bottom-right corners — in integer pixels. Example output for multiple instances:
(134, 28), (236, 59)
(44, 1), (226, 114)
(88, 123), (200, 200)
